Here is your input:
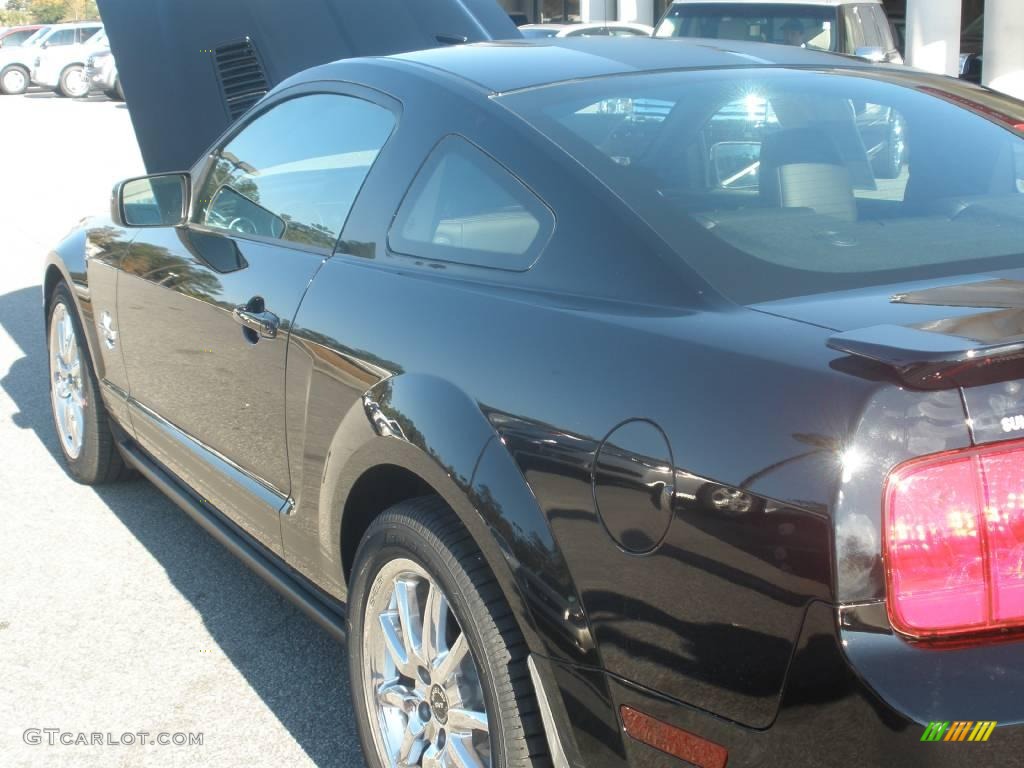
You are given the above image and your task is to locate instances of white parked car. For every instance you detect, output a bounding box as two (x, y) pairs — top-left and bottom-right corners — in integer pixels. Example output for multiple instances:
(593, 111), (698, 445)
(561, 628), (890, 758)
(29, 22), (104, 98)
(655, 0), (903, 64)
(0, 25), (50, 95)
(519, 22), (654, 38)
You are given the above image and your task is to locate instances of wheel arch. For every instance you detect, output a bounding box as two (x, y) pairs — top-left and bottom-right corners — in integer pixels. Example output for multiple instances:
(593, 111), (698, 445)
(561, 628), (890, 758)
(325, 374), (596, 666)
(58, 62), (88, 96)
(43, 229), (99, 369)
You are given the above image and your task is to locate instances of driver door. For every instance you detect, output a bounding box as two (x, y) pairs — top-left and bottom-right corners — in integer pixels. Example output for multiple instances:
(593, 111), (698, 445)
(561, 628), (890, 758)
(117, 91), (396, 554)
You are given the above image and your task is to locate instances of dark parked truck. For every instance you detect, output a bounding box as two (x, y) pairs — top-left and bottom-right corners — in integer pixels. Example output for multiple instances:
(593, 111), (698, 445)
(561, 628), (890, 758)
(44, 1), (1024, 766)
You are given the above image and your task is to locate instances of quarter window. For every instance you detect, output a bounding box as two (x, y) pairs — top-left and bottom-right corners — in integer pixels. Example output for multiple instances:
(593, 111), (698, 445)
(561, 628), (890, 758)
(389, 136), (554, 271)
(76, 27), (100, 44)
(194, 94), (395, 250)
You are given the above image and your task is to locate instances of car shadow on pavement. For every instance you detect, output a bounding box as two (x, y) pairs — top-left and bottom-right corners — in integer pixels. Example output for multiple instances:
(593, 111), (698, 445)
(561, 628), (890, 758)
(0, 285), (364, 768)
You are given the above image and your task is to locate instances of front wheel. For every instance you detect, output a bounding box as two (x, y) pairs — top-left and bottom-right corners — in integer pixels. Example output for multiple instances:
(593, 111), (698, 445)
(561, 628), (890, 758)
(47, 283), (129, 484)
(0, 65), (29, 95)
(58, 65), (89, 98)
(348, 497), (547, 768)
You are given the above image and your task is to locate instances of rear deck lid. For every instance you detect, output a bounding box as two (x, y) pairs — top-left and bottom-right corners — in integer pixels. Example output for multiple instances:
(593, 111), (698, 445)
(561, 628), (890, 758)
(754, 273), (1024, 390)
(97, 0), (518, 173)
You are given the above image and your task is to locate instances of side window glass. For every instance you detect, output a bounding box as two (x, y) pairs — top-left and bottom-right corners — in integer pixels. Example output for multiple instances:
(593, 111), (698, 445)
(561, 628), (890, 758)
(704, 96), (780, 190)
(47, 30), (75, 46)
(389, 136), (554, 271)
(868, 6), (895, 50)
(194, 94), (395, 250)
(852, 102), (909, 200)
(1013, 145), (1024, 194)
(844, 7), (866, 50)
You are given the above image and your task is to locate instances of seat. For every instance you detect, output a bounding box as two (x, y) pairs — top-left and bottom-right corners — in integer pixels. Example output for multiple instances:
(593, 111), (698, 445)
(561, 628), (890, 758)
(759, 127), (857, 221)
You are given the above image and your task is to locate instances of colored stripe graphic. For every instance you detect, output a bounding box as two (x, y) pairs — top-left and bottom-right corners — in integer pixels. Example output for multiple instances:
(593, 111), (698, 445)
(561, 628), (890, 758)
(969, 722), (997, 742)
(921, 722), (950, 742)
(922, 721), (997, 742)
(944, 722), (972, 741)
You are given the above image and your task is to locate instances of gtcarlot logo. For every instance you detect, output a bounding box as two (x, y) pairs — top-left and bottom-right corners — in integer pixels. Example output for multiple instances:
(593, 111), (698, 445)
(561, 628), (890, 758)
(23, 729), (204, 747)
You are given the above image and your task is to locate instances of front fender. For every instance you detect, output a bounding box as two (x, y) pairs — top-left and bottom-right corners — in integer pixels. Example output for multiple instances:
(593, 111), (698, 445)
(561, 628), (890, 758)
(43, 216), (136, 420)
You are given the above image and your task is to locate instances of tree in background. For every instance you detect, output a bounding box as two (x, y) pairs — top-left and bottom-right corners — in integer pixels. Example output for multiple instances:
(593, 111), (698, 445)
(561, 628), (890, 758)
(0, 0), (100, 25)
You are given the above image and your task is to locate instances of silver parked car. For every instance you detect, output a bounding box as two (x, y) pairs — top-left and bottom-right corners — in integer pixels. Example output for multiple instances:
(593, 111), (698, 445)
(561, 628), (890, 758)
(29, 22), (104, 98)
(83, 31), (121, 100)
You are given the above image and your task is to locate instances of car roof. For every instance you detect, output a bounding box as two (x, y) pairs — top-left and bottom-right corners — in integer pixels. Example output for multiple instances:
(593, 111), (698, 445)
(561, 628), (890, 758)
(43, 21), (102, 30)
(381, 36), (870, 94)
(666, 0), (881, 6)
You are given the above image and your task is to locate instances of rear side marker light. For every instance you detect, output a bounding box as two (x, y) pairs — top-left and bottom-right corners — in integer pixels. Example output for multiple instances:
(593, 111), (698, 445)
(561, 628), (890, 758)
(620, 706), (728, 768)
(885, 439), (1024, 639)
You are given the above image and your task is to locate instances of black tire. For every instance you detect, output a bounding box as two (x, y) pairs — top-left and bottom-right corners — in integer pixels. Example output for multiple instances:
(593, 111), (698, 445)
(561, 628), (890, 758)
(104, 77), (124, 102)
(57, 65), (88, 98)
(46, 283), (129, 484)
(348, 496), (548, 768)
(0, 64), (29, 95)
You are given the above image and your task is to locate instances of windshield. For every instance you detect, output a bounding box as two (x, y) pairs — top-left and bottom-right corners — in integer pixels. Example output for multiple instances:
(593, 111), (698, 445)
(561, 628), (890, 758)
(21, 26), (49, 47)
(501, 69), (1024, 304)
(656, 3), (836, 52)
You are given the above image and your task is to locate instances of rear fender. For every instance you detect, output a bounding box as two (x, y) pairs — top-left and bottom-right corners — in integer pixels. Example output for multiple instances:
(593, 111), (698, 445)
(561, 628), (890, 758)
(325, 373), (596, 663)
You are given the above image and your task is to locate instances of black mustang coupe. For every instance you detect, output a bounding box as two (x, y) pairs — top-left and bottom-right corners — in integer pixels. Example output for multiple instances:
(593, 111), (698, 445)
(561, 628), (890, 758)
(44, 1), (1024, 766)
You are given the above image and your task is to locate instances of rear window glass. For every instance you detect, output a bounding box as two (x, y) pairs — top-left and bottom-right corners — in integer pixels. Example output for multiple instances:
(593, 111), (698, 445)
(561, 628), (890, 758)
(500, 68), (1024, 303)
(656, 3), (836, 51)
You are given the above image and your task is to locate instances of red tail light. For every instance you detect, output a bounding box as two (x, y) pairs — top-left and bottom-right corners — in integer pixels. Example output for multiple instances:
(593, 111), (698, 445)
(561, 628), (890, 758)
(885, 439), (1024, 639)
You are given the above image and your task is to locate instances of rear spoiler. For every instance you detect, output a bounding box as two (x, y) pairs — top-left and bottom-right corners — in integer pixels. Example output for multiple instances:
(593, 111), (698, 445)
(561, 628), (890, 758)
(827, 279), (1024, 389)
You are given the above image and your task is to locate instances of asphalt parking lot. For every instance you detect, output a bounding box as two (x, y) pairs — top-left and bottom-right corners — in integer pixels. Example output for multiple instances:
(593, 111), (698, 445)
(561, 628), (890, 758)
(0, 91), (365, 767)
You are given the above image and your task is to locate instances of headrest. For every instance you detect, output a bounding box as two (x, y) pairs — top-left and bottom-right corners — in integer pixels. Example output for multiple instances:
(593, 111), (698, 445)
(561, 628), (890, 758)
(759, 128), (856, 221)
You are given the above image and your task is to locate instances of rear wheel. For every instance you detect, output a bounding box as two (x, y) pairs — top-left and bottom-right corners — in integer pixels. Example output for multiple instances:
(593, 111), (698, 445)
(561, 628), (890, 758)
(348, 497), (547, 768)
(47, 283), (129, 484)
(58, 65), (89, 98)
(0, 65), (29, 95)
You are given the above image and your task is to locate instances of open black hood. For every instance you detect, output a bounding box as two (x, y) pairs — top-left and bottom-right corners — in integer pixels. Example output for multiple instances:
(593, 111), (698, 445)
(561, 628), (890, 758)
(97, 0), (519, 173)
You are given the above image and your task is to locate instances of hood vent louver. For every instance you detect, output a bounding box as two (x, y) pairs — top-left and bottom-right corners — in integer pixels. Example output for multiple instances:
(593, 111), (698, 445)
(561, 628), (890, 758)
(214, 38), (269, 121)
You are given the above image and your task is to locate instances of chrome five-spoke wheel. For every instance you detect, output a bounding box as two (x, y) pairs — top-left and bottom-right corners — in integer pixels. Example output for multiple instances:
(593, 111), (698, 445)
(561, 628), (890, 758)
(364, 559), (491, 768)
(49, 301), (85, 460)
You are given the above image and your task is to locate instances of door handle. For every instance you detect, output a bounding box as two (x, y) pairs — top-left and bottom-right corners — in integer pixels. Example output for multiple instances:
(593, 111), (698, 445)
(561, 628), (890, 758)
(233, 304), (279, 340)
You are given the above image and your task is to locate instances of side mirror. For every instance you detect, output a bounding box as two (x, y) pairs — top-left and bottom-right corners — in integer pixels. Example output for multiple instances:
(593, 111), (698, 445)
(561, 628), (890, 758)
(855, 46), (887, 63)
(112, 173), (190, 228)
